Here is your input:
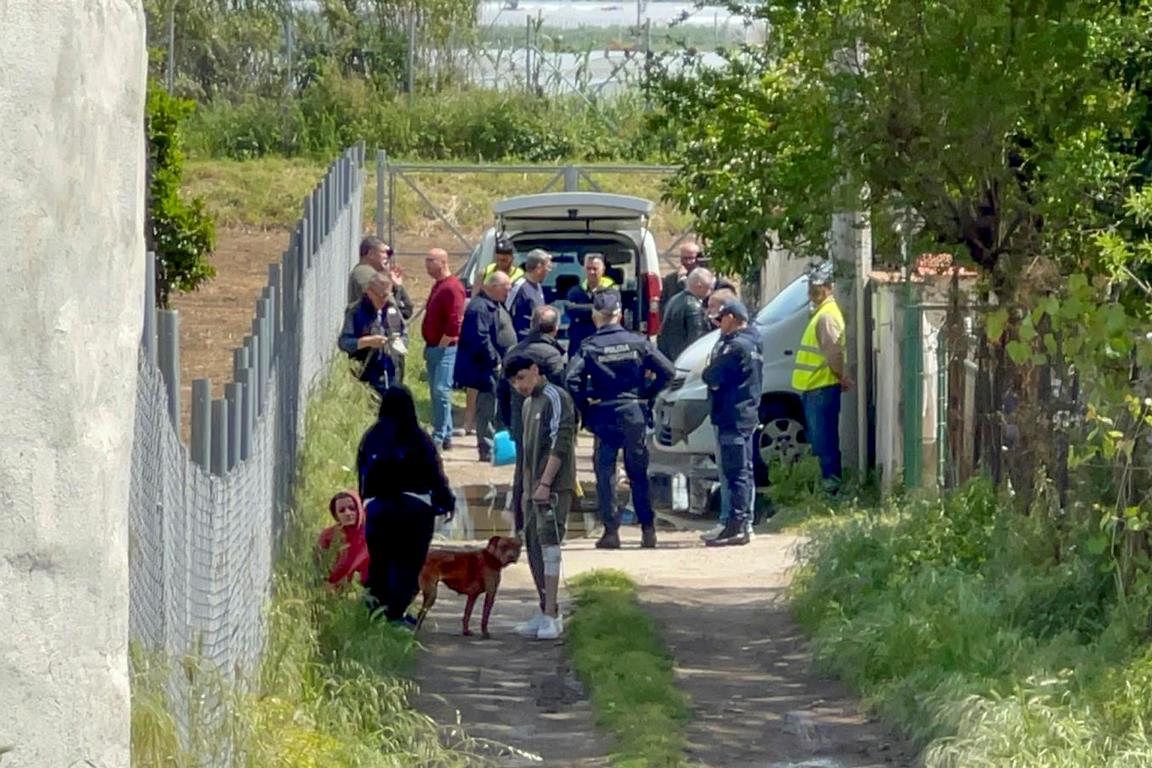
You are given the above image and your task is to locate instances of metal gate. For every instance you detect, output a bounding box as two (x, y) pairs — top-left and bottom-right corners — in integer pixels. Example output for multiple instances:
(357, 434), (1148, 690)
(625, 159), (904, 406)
(372, 154), (695, 266)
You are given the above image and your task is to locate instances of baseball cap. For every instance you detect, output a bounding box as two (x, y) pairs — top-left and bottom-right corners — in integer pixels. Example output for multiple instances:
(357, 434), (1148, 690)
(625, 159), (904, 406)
(716, 298), (749, 322)
(593, 290), (622, 313)
(495, 236), (515, 253)
(807, 261), (834, 286)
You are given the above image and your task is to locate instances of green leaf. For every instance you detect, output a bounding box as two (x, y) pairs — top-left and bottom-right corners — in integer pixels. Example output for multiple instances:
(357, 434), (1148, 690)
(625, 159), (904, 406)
(1007, 340), (1031, 365)
(1019, 317), (1038, 343)
(986, 309), (1009, 342)
(1085, 535), (1109, 555)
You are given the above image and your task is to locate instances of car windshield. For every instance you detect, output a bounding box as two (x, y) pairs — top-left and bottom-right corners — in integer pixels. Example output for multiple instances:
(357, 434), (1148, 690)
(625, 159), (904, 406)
(754, 277), (809, 327)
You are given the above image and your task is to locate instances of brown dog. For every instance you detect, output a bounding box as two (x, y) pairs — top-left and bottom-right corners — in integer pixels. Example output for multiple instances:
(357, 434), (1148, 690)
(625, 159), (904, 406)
(415, 536), (522, 638)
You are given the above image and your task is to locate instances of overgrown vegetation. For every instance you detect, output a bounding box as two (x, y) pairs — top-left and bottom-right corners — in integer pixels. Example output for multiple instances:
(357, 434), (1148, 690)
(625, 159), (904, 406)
(147, 81), (216, 306)
(793, 478), (1152, 766)
(567, 570), (689, 768)
(130, 363), (484, 766)
(146, 0), (672, 161)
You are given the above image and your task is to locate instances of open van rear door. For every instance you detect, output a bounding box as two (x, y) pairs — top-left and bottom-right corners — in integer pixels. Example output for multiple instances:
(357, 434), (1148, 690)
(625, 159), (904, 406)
(494, 193), (654, 232)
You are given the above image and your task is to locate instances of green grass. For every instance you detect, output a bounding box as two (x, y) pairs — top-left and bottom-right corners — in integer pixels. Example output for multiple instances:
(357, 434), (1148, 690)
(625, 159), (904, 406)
(567, 570), (689, 768)
(130, 362), (488, 766)
(184, 156), (684, 235)
(791, 478), (1152, 767)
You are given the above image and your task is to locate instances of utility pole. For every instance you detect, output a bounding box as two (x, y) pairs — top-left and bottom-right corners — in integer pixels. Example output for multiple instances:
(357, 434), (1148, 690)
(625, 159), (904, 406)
(830, 44), (872, 477)
(165, 0), (176, 92)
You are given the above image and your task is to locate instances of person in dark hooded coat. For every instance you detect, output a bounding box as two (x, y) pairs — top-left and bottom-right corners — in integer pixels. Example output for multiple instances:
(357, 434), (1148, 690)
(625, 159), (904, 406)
(357, 387), (455, 624)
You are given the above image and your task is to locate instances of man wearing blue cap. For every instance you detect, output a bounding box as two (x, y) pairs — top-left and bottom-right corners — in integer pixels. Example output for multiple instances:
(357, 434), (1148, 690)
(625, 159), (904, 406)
(703, 298), (763, 546)
(565, 290), (675, 549)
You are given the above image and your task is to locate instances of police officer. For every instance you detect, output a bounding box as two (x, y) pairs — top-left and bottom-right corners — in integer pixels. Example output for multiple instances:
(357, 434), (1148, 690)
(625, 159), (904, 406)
(566, 290), (675, 549)
(703, 298), (763, 547)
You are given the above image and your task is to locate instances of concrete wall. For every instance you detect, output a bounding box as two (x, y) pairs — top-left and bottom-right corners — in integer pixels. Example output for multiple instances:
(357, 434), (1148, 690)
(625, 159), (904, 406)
(0, 2), (146, 766)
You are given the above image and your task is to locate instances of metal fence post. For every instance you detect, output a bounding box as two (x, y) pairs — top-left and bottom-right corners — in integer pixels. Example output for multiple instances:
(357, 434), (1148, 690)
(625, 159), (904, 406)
(226, 382), (242, 471)
(143, 251), (157, 367)
(258, 298), (272, 388)
(564, 165), (579, 192)
(902, 287), (924, 487)
(245, 335), (260, 414)
(236, 367), (254, 461)
(191, 379), (212, 469)
(210, 399), (228, 476)
(233, 348), (249, 388)
(382, 148), (391, 237)
(157, 309), (181, 432)
(268, 263), (283, 341)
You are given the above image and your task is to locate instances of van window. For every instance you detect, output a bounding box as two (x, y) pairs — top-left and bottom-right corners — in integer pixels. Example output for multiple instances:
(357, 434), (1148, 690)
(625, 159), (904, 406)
(754, 277), (810, 327)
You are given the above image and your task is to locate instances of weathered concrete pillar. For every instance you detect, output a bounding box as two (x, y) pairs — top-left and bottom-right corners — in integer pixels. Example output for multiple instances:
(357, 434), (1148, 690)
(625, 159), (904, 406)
(0, 2), (147, 766)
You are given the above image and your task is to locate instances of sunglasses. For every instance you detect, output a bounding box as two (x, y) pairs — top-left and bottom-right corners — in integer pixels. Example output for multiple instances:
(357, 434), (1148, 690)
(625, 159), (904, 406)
(384, 246), (394, 257)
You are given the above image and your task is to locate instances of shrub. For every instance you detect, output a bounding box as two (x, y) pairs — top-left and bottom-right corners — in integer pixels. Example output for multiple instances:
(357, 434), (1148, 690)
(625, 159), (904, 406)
(147, 82), (216, 306)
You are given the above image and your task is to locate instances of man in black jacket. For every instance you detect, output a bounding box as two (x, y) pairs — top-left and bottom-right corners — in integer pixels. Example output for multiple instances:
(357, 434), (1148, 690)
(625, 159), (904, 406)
(658, 267), (714, 362)
(455, 271), (516, 461)
(500, 304), (566, 530)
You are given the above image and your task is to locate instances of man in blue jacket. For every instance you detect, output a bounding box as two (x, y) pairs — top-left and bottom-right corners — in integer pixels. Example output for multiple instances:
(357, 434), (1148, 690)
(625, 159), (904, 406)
(455, 271), (517, 461)
(703, 298), (763, 547)
(507, 249), (553, 341)
(566, 291), (675, 549)
(565, 254), (617, 354)
(338, 273), (407, 397)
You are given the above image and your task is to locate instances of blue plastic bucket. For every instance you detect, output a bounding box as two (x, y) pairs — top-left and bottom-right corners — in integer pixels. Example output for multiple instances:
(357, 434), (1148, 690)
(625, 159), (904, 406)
(492, 430), (517, 466)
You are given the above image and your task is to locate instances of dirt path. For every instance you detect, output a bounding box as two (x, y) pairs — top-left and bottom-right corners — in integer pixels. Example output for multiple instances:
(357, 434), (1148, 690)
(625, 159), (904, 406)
(412, 521), (914, 767)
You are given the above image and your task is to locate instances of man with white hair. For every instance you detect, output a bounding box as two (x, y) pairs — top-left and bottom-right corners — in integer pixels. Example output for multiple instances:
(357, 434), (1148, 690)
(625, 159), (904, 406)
(455, 271), (517, 461)
(658, 266), (714, 361)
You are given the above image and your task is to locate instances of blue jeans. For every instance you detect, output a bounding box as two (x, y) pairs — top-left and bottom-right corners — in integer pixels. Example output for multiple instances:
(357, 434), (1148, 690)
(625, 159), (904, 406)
(716, 428), (755, 526)
(593, 419), (653, 532)
(424, 346), (456, 443)
(802, 384), (842, 490)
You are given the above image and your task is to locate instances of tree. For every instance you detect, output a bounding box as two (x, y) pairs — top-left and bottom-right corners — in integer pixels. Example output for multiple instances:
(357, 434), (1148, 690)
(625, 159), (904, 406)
(147, 82), (216, 307)
(649, 0), (1150, 292)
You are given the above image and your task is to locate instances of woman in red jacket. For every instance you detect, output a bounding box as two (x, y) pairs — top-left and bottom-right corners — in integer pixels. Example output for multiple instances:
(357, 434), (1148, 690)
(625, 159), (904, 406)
(316, 491), (370, 588)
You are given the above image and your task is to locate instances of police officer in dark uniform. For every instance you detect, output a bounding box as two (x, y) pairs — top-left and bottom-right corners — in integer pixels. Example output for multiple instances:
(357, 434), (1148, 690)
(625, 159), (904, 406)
(703, 298), (763, 547)
(566, 291), (675, 549)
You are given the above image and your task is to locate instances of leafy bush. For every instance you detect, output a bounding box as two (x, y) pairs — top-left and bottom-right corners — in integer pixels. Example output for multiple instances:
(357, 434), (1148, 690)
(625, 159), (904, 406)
(186, 77), (665, 162)
(791, 478), (1152, 766)
(147, 83), (216, 306)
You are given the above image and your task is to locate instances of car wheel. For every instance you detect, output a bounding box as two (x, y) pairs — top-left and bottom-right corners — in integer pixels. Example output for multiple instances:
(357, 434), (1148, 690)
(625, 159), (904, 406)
(754, 400), (808, 487)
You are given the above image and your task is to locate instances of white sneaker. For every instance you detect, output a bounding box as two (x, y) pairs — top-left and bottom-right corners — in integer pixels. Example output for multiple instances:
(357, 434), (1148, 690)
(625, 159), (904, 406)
(516, 611), (547, 638)
(536, 614), (564, 640)
(700, 523), (726, 542)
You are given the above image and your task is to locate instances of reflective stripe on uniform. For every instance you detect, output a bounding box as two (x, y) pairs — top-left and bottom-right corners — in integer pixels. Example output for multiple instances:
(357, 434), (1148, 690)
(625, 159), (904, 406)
(791, 298), (844, 392)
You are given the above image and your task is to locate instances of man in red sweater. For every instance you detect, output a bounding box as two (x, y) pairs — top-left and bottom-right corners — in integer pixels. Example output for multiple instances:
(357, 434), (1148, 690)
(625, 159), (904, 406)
(422, 248), (467, 449)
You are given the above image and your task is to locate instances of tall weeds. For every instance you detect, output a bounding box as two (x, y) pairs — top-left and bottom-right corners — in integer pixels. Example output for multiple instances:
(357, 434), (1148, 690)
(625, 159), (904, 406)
(131, 364), (485, 766)
(792, 478), (1152, 767)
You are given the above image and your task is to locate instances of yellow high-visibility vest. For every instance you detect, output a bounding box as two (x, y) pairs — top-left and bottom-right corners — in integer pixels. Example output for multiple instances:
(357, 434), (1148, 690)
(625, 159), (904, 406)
(483, 261), (525, 284)
(791, 297), (845, 391)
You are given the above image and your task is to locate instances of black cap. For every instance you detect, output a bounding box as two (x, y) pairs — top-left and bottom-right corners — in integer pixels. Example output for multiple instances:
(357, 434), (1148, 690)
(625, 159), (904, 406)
(716, 298), (749, 321)
(592, 290), (622, 313)
(495, 236), (514, 254)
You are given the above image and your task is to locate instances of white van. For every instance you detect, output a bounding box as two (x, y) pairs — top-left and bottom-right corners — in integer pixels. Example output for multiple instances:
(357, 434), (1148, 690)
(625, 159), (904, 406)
(462, 193), (666, 342)
(648, 274), (813, 503)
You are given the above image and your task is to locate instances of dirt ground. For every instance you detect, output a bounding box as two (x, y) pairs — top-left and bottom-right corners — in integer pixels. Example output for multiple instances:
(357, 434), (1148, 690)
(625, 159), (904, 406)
(176, 230), (912, 767)
(412, 525), (914, 768)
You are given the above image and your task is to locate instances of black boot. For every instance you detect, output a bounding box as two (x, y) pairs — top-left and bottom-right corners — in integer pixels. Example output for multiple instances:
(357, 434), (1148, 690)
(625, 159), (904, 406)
(595, 529), (621, 549)
(641, 525), (657, 549)
(705, 519), (750, 547)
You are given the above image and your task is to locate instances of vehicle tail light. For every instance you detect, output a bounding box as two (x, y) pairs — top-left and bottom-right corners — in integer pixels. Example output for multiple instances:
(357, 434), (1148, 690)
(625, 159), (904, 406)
(645, 272), (661, 335)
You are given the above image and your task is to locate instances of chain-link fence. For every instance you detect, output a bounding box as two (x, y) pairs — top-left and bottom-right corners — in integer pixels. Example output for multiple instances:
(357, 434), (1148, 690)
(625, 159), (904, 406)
(128, 144), (365, 742)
